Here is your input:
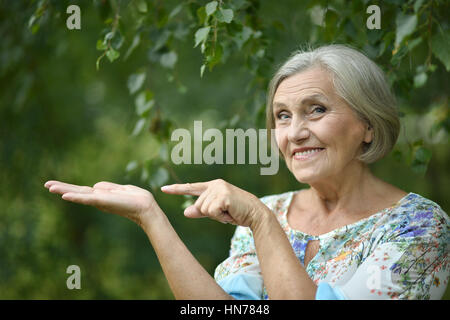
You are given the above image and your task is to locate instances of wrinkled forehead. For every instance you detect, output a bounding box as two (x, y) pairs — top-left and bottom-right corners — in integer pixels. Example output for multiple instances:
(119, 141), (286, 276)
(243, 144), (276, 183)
(273, 68), (336, 105)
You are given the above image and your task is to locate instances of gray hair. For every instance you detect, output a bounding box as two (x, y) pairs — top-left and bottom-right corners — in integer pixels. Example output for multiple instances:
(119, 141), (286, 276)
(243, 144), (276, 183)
(266, 44), (400, 164)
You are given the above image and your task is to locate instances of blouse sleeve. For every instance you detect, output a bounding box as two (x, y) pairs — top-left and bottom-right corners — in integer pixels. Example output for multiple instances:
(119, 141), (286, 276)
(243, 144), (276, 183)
(317, 203), (449, 300)
(214, 196), (276, 300)
(214, 225), (263, 299)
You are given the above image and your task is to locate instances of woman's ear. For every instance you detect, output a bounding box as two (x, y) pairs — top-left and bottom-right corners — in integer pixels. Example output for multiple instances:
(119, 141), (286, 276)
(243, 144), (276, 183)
(363, 124), (373, 144)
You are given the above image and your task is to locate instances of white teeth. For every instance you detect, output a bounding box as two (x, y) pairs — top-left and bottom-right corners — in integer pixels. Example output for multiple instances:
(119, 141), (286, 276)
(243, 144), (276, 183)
(294, 148), (323, 156)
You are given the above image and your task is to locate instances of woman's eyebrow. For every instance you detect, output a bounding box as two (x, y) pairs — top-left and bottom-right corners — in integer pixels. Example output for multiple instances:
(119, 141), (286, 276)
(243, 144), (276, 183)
(298, 93), (329, 105)
(273, 102), (287, 111)
(273, 94), (329, 111)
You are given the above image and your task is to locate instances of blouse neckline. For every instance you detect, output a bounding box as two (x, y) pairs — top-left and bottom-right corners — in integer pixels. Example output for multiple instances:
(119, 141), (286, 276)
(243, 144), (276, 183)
(281, 190), (415, 239)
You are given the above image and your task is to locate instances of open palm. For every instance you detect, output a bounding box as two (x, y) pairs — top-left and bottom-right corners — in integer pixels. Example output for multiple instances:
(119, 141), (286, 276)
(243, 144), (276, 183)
(44, 180), (156, 226)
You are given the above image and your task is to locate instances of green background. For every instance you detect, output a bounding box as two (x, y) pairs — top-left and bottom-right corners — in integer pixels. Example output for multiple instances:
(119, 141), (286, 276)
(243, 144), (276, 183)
(0, 0), (448, 299)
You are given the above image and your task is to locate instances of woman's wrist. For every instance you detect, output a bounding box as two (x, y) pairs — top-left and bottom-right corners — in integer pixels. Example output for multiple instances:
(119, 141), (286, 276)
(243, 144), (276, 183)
(139, 203), (166, 232)
(250, 205), (276, 234)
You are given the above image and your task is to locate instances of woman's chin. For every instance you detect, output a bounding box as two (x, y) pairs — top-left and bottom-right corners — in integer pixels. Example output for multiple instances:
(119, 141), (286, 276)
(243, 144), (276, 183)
(293, 172), (322, 185)
(292, 164), (333, 183)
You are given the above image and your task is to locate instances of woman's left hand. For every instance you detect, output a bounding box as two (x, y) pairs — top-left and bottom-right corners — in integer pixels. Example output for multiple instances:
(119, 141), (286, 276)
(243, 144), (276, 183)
(161, 179), (267, 228)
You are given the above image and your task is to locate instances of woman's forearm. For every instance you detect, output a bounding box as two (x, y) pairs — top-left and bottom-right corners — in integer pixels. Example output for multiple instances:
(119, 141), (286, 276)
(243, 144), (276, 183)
(140, 205), (233, 300)
(251, 209), (317, 299)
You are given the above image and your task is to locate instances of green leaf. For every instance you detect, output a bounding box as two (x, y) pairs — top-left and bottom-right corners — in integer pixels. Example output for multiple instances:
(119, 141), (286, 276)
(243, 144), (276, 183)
(414, 0), (425, 13)
(197, 6), (207, 25)
(149, 167), (169, 189)
(216, 8), (234, 23)
(152, 30), (171, 53)
(200, 64), (206, 78)
(160, 51), (178, 69)
(177, 84), (188, 94)
(233, 26), (253, 49)
(411, 145), (431, 175)
(395, 13), (417, 48)
(229, 114), (240, 127)
(206, 44), (223, 70)
(135, 90), (155, 117)
(414, 146), (432, 163)
(126, 161), (138, 172)
(411, 163), (427, 175)
(96, 39), (107, 51)
(159, 142), (169, 162)
(106, 48), (120, 62)
(156, 8), (169, 28)
(309, 5), (325, 26)
(200, 41), (207, 54)
(194, 27), (211, 47)
(431, 31), (450, 71)
(363, 44), (378, 59)
(413, 72), (427, 88)
(31, 24), (40, 34)
(141, 167), (149, 182)
(205, 1), (218, 16)
(407, 37), (422, 51)
(182, 197), (195, 210)
(124, 34), (141, 60)
(132, 118), (146, 136)
(127, 71), (146, 95)
(136, 0), (148, 13)
(96, 56), (102, 70)
(104, 31), (115, 42)
(28, 14), (37, 28)
(391, 45), (408, 66)
(392, 149), (403, 163)
(230, 0), (249, 10)
(343, 19), (358, 40)
(379, 31), (394, 57)
(169, 4), (183, 20)
(110, 32), (124, 50)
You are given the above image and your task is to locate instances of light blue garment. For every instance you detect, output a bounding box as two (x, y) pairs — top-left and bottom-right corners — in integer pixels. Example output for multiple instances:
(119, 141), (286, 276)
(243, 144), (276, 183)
(217, 273), (347, 300)
(217, 273), (263, 300)
(315, 282), (347, 300)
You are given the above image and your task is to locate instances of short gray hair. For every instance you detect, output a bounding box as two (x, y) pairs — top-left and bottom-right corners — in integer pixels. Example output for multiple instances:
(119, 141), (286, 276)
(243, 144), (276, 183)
(266, 44), (400, 164)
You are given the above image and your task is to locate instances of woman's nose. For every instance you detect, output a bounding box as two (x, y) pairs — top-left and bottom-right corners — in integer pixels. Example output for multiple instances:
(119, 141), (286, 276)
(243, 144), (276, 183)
(287, 118), (310, 143)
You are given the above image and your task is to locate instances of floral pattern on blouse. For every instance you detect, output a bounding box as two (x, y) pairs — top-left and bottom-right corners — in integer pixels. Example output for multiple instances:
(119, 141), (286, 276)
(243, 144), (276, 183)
(214, 191), (449, 300)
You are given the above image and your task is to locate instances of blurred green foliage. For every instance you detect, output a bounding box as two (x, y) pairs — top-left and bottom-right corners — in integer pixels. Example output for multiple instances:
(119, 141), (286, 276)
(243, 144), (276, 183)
(0, 0), (448, 299)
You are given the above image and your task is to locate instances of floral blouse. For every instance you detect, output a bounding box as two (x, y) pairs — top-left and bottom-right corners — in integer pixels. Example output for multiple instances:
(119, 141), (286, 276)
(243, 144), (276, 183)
(214, 191), (449, 300)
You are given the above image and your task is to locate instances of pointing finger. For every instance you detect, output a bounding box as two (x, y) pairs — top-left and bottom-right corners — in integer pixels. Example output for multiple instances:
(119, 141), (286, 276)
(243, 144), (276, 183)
(160, 182), (208, 196)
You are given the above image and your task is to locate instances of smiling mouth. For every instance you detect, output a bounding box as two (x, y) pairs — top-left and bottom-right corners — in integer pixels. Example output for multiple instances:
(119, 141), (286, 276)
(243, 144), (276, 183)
(292, 148), (325, 159)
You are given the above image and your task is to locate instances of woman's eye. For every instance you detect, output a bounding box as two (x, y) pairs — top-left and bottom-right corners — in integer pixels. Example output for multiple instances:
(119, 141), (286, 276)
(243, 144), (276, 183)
(276, 112), (290, 120)
(312, 105), (326, 114)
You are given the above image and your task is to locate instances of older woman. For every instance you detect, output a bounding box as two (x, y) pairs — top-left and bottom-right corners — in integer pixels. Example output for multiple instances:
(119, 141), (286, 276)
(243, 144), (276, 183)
(45, 44), (449, 300)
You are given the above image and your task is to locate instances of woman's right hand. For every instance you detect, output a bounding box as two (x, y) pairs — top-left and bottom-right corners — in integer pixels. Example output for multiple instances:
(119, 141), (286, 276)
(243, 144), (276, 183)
(44, 180), (158, 227)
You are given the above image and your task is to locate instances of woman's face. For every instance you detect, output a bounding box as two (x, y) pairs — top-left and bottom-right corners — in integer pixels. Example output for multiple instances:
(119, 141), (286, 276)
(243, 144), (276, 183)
(273, 67), (372, 184)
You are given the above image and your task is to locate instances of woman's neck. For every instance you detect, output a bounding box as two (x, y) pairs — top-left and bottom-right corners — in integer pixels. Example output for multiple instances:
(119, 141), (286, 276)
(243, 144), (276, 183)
(306, 161), (381, 217)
